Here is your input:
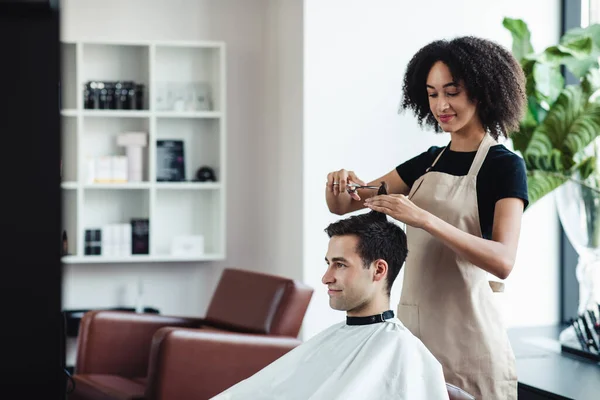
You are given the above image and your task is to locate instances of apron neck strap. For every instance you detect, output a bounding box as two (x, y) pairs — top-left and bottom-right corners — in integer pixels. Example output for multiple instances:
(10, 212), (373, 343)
(467, 134), (496, 177)
(426, 146), (447, 172)
(425, 134), (496, 174)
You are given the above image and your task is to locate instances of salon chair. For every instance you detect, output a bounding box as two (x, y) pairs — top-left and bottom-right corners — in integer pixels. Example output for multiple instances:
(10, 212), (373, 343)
(69, 267), (313, 400)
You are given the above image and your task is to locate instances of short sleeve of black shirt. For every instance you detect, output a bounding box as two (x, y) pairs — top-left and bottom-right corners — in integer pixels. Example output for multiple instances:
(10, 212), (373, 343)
(395, 144), (529, 240)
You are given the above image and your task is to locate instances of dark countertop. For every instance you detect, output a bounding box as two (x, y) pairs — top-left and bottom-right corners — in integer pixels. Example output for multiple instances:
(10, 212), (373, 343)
(508, 325), (600, 400)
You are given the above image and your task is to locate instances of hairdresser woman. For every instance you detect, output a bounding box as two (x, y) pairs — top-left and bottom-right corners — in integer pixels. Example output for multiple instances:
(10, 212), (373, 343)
(325, 36), (529, 400)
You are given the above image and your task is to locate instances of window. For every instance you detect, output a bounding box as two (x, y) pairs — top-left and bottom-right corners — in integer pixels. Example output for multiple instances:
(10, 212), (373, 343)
(559, 0), (588, 323)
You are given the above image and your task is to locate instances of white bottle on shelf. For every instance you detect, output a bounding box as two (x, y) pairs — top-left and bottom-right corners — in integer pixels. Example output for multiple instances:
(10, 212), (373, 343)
(117, 132), (148, 182)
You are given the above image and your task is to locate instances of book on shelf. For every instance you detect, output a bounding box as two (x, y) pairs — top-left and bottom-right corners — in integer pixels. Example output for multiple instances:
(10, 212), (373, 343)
(156, 140), (185, 181)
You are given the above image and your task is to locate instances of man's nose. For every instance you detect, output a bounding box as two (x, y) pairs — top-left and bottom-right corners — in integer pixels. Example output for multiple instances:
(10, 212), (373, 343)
(322, 268), (335, 285)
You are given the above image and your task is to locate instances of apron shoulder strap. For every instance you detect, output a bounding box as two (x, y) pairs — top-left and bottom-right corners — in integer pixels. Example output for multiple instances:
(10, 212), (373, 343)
(467, 134), (496, 176)
(425, 145), (448, 173)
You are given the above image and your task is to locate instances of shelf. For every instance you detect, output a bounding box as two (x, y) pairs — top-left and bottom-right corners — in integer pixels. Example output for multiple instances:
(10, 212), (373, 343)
(82, 110), (150, 118)
(62, 253), (225, 264)
(61, 182), (78, 190)
(154, 45), (222, 112)
(61, 40), (226, 264)
(153, 190), (223, 256)
(155, 118), (220, 182)
(61, 109), (78, 117)
(82, 189), (149, 231)
(155, 182), (220, 190)
(84, 183), (151, 189)
(155, 111), (222, 119)
(61, 110), (221, 118)
(65, 182), (218, 190)
(82, 43), (150, 110)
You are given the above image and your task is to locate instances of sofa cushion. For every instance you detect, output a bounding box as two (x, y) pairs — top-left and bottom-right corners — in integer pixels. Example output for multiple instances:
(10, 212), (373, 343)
(72, 374), (146, 400)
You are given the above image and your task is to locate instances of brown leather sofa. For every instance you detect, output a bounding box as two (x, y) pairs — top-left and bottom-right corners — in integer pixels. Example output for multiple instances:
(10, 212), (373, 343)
(143, 327), (474, 400)
(69, 268), (313, 400)
(146, 328), (301, 399)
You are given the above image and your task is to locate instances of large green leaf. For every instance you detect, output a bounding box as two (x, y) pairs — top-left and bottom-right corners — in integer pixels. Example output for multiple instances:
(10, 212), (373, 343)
(533, 63), (564, 106)
(502, 17), (534, 62)
(582, 68), (600, 95)
(562, 24), (600, 48)
(536, 36), (593, 64)
(512, 124), (535, 156)
(524, 34), (593, 83)
(527, 158), (598, 205)
(578, 156), (596, 180)
(527, 170), (568, 204)
(563, 99), (600, 158)
(564, 53), (600, 78)
(524, 85), (600, 171)
(561, 25), (600, 78)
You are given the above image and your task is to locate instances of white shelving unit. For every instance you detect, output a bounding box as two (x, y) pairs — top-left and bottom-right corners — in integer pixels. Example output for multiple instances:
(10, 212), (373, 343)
(60, 40), (226, 264)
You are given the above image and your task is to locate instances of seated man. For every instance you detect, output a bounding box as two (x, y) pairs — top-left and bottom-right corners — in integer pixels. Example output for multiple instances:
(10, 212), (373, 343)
(212, 195), (449, 399)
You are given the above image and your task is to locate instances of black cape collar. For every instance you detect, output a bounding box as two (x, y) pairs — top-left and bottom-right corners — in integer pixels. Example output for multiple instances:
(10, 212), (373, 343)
(346, 310), (394, 326)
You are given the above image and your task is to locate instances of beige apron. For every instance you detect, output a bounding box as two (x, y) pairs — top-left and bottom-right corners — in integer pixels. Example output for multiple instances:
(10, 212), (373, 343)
(397, 134), (517, 400)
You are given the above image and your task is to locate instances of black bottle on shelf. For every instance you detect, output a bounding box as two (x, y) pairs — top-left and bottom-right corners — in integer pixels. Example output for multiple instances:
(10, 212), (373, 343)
(99, 82), (110, 109)
(84, 81), (101, 109)
(135, 83), (145, 110)
(114, 81), (129, 110)
(105, 81), (115, 109)
(84, 80), (145, 110)
(83, 82), (91, 109)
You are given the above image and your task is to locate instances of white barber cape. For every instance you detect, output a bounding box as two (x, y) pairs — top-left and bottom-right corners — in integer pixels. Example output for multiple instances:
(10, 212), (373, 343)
(211, 317), (449, 400)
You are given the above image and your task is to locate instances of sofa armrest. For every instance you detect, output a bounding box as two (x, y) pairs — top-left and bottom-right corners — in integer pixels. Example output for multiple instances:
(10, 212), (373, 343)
(146, 327), (301, 400)
(76, 310), (202, 377)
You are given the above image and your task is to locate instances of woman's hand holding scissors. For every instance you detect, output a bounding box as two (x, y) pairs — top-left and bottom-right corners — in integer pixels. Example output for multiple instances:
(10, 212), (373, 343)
(326, 169), (379, 201)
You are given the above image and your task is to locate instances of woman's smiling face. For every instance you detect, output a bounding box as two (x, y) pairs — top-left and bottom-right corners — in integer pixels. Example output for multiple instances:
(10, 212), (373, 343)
(426, 61), (480, 134)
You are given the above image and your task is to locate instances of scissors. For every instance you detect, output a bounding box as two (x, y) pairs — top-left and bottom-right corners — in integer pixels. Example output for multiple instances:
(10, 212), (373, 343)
(346, 182), (381, 194)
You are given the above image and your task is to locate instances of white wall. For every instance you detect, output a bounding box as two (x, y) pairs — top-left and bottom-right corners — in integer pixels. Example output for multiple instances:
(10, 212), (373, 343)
(303, 0), (562, 338)
(259, 0), (304, 281)
(60, 0), (283, 317)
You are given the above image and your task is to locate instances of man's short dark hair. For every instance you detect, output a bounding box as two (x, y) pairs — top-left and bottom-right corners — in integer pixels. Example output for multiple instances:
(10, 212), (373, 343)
(400, 36), (526, 140)
(324, 191), (408, 295)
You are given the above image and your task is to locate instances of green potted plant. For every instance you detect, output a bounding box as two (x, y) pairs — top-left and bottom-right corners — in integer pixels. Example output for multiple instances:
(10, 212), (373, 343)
(503, 17), (600, 203)
(503, 17), (600, 353)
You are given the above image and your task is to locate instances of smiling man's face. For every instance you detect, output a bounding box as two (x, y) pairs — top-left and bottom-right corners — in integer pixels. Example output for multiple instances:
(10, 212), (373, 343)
(322, 235), (377, 315)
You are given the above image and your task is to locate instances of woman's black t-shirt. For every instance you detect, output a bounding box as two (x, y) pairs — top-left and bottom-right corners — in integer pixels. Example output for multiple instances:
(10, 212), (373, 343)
(395, 144), (529, 240)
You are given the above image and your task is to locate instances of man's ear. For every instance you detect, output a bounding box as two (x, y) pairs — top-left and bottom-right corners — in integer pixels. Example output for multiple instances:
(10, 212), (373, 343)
(372, 259), (388, 283)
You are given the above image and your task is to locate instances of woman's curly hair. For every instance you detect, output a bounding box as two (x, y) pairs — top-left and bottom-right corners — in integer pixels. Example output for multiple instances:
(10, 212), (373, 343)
(400, 36), (526, 140)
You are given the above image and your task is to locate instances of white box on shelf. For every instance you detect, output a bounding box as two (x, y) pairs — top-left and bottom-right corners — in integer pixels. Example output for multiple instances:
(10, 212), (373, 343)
(101, 224), (113, 256)
(112, 156), (128, 183)
(117, 132), (148, 147)
(94, 156), (112, 183)
(171, 235), (204, 257)
(98, 223), (133, 256)
(121, 223), (132, 256)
